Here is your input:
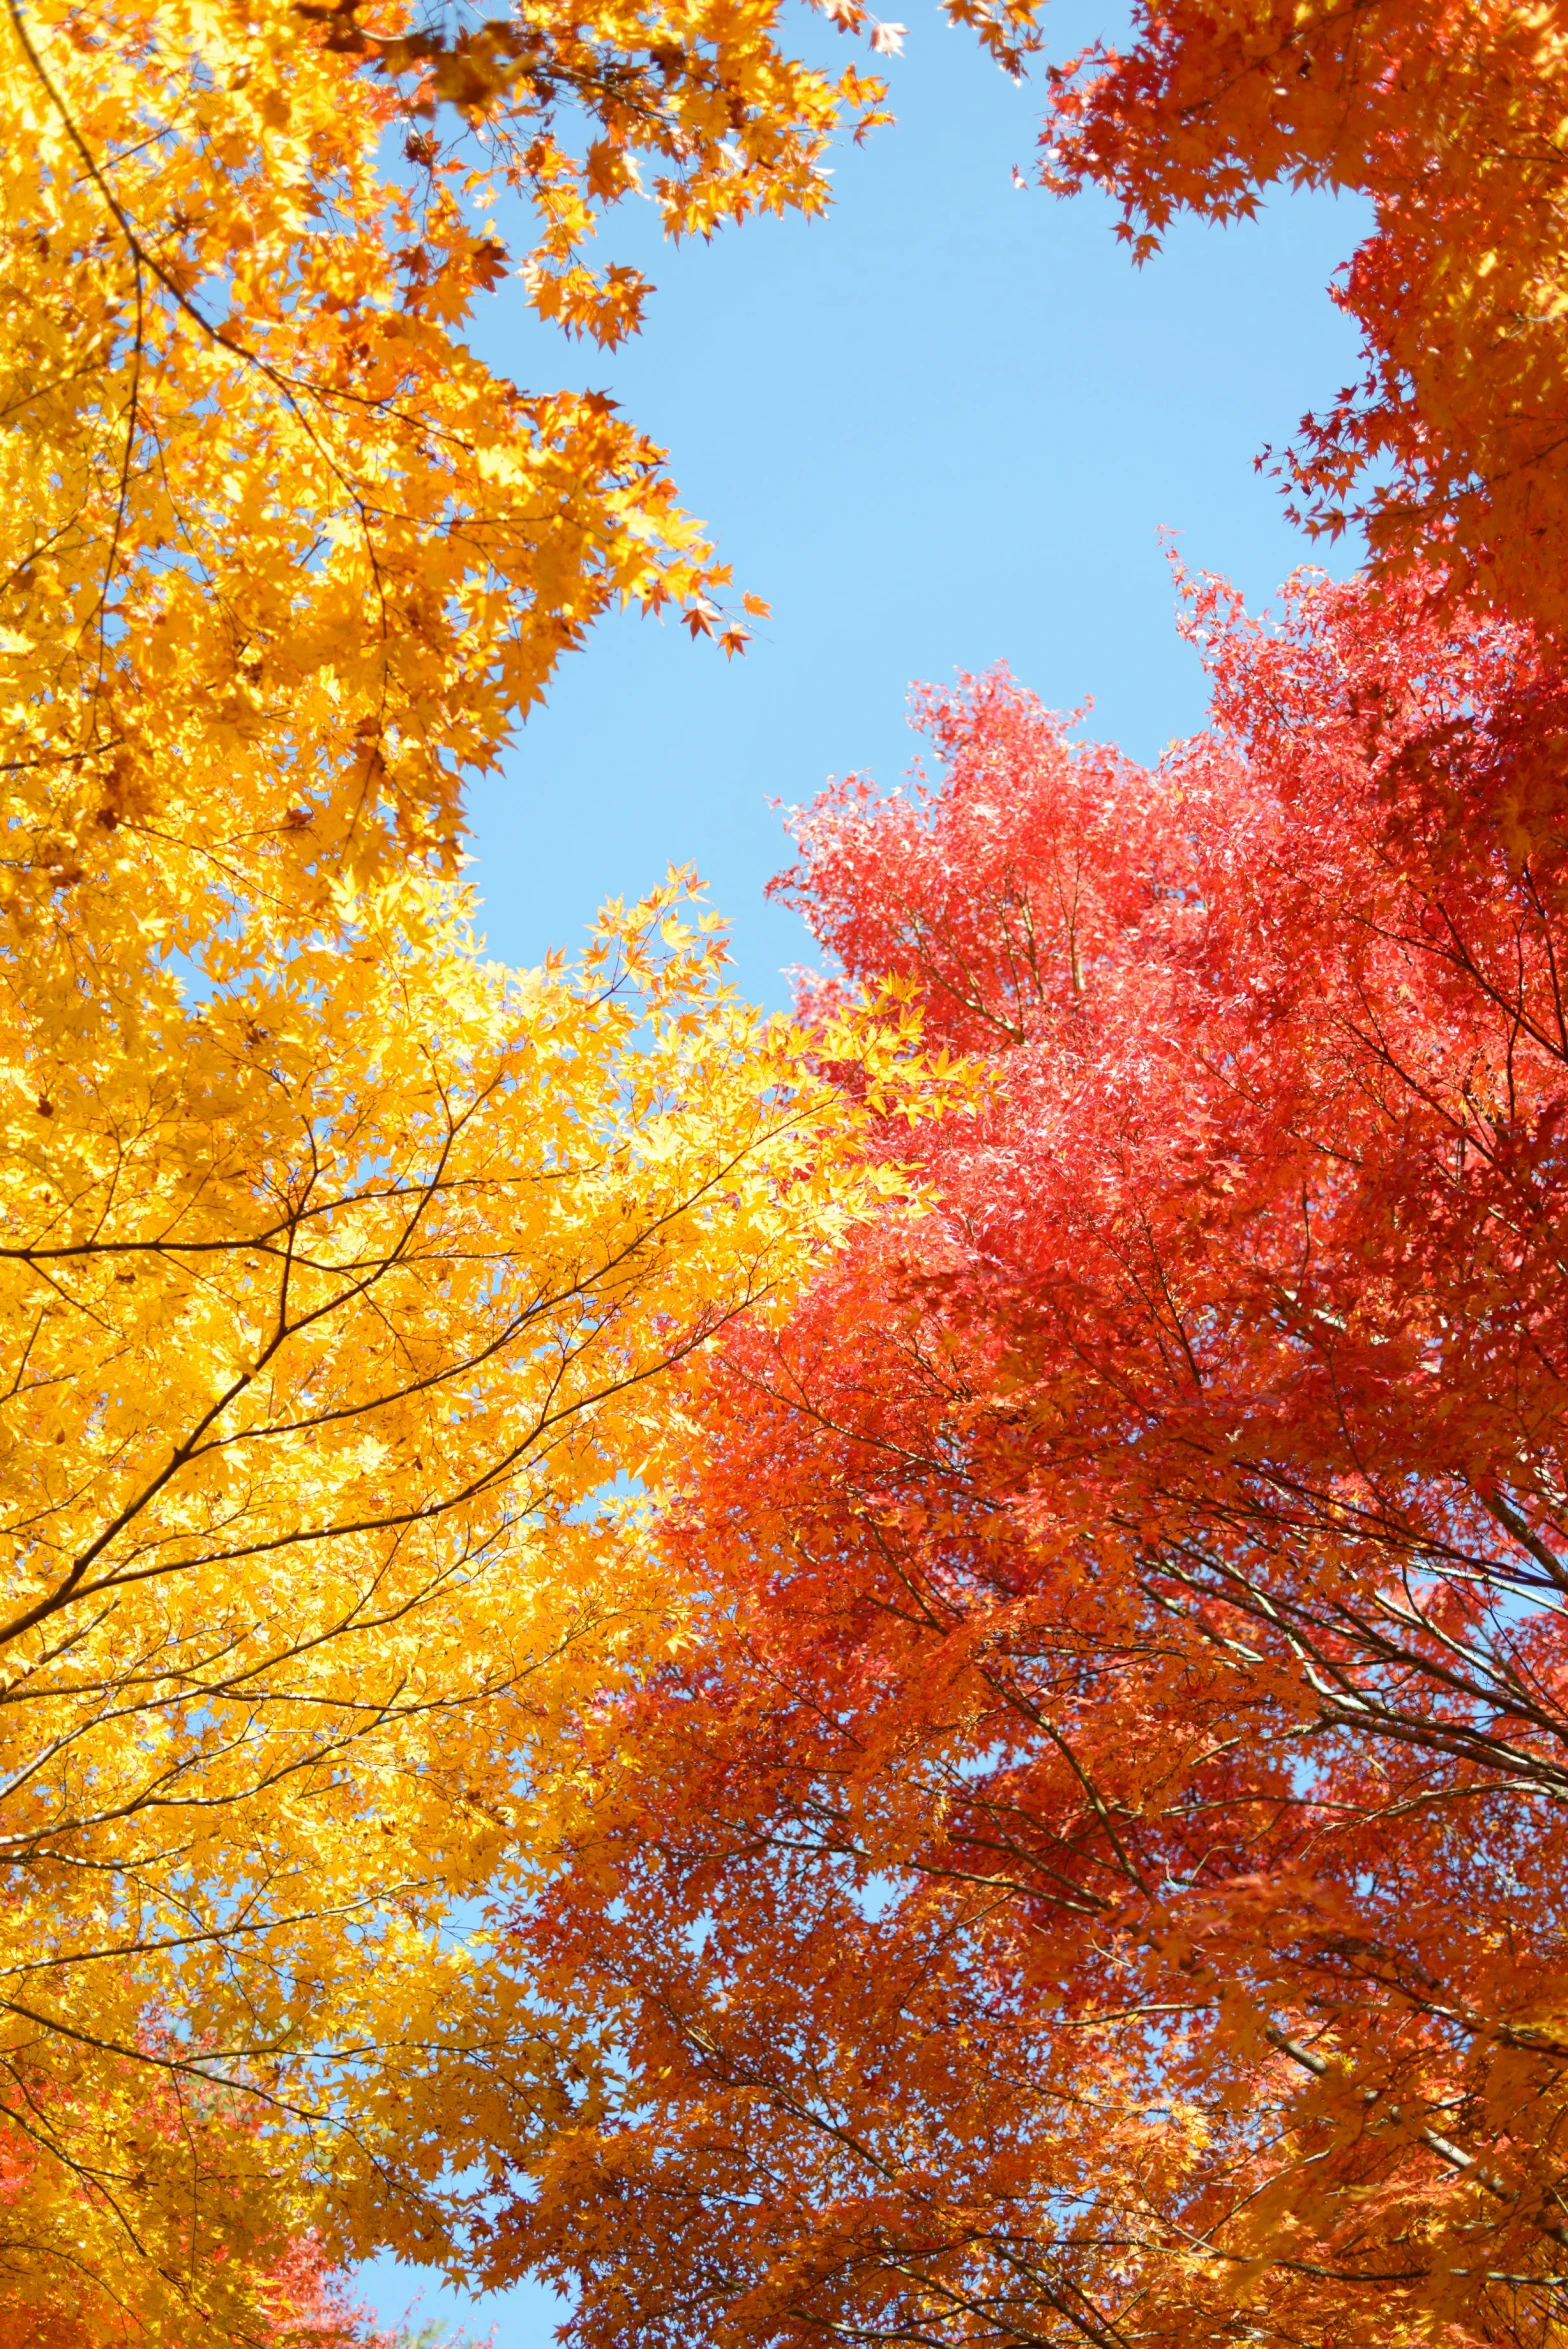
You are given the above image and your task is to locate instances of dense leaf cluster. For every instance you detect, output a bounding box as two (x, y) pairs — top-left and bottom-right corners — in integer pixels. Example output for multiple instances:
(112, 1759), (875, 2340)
(5, 0), (1566, 2339)
(509, 574), (1568, 2348)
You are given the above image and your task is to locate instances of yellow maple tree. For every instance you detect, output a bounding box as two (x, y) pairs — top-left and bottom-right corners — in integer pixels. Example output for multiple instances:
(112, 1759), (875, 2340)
(0, 859), (941, 2340)
(0, 0), (1002, 2331)
(0, 0), (1037, 974)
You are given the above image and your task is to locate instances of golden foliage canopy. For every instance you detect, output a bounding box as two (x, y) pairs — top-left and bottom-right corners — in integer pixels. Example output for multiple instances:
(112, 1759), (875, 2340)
(0, 0), (1005, 2327)
(0, 862), (938, 2341)
(0, 0), (1030, 985)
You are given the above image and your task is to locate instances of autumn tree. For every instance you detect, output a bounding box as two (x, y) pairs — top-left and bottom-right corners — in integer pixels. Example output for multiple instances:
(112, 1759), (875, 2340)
(1032, 0), (1568, 651)
(0, 0), (1041, 988)
(0, 2125), (413, 2349)
(0, 0), (1007, 2330)
(500, 573), (1568, 2349)
(2, 2), (967, 2291)
(0, 853), (952, 2339)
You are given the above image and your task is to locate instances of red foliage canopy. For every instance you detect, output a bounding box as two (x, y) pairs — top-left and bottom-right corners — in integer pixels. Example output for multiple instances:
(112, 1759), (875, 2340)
(499, 572), (1568, 2349)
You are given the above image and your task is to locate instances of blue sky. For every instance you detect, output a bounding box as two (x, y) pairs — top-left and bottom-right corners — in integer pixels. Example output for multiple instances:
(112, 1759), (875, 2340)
(359, 5), (1365, 2335)
(459, 0), (1367, 1011)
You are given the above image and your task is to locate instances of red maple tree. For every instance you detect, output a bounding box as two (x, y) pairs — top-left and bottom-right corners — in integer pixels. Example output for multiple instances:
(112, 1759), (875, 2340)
(498, 570), (1568, 2348)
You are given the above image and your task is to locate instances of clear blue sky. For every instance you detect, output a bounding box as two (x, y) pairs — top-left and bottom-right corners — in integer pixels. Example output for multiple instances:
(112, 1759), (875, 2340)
(358, 5), (1365, 2335)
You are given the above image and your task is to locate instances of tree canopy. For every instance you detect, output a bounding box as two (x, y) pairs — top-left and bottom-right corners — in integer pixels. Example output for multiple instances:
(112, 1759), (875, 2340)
(8, 0), (1568, 2338)
(506, 571), (1568, 2348)
(0, 0), (911, 980)
(0, 0), (972, 2328)
(0, 854), (947, 2338)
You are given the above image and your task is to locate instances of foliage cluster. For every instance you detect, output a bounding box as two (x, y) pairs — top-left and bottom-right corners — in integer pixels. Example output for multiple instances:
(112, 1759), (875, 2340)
(5, 0), (1568, 2340)
(512, 575), (1568, 2345)
(0, 0), (960, 2331)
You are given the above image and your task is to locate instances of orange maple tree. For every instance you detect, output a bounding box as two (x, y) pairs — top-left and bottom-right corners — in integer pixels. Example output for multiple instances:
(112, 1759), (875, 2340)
(1032, 0), (1568, 648)
(497, 572), (1568, 2347)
